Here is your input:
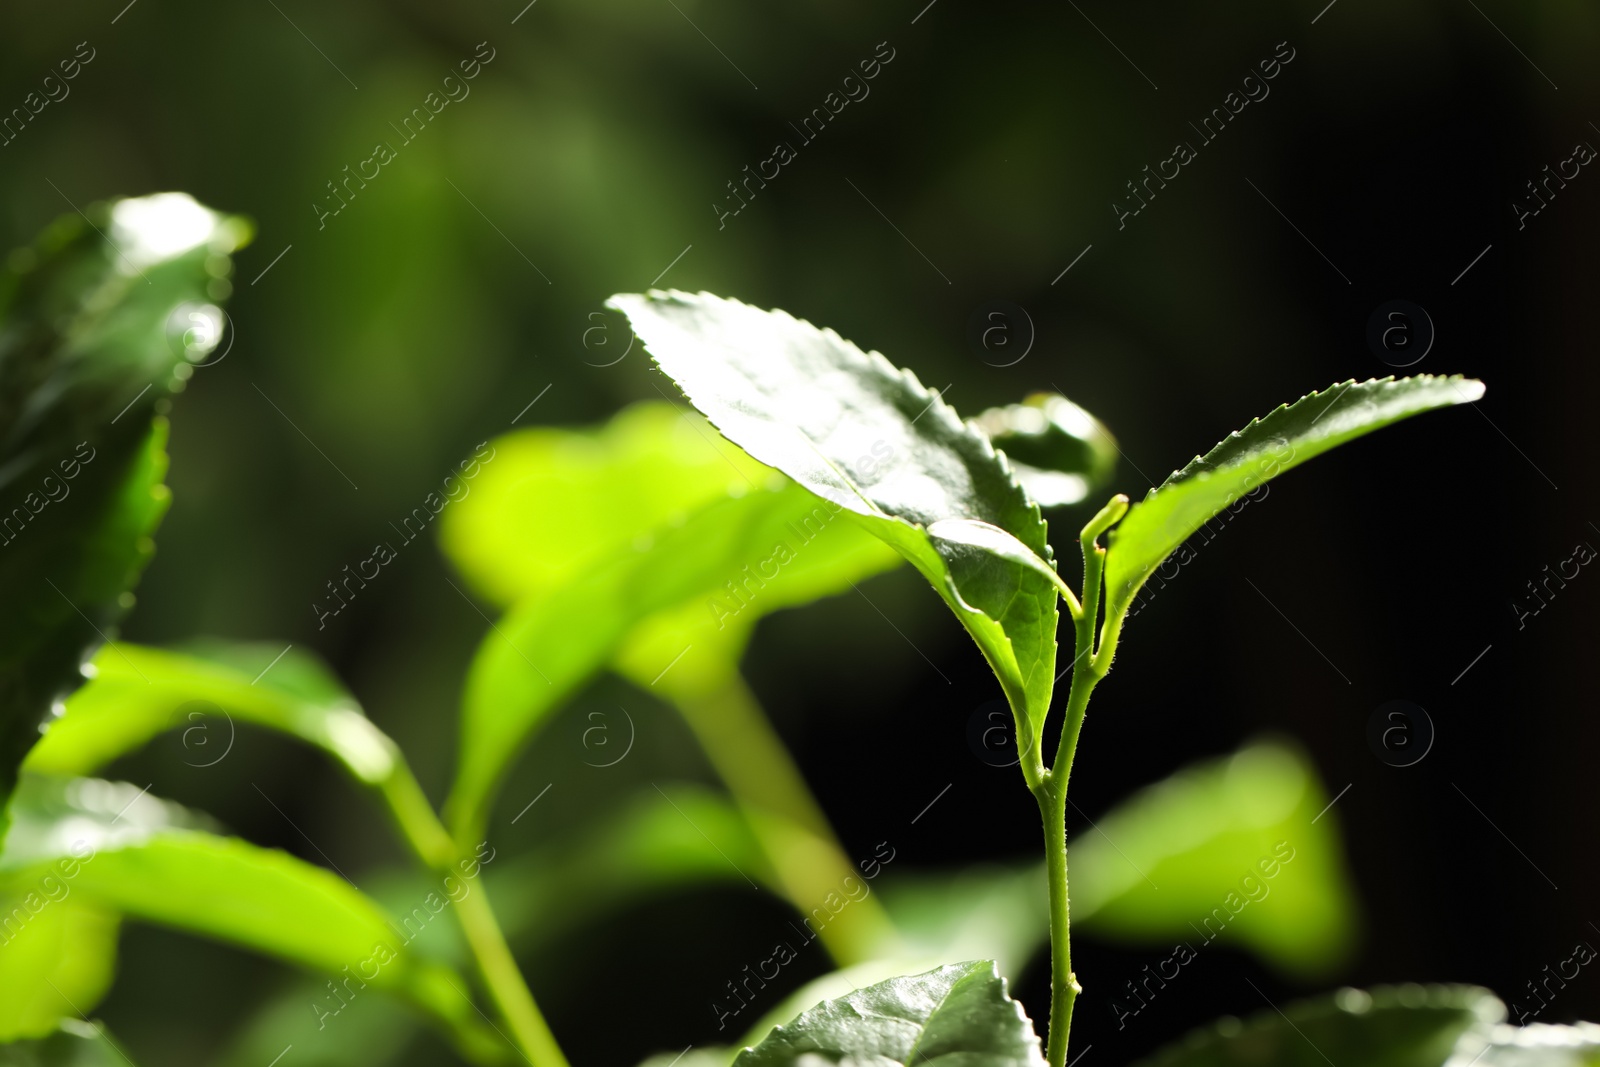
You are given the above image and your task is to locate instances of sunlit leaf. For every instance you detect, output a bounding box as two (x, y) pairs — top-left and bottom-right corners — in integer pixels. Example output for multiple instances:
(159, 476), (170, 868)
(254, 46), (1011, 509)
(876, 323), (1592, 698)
(0, 193), (248, 830)
(1104, 376), (1484, 620)
(0, 895), (118, 1042)
(25, 642), (395, 785)
(0, 777), (476, 1034)
(732, 960), (1044, 1067)
(440, 401), (770, 607)
(609, 290), (1061, 751)
(446, 480), (892, 837)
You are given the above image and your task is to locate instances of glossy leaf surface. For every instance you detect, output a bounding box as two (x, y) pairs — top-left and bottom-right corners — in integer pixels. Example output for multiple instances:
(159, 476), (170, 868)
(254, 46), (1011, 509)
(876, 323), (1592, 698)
(610, 290), (1060, 747)
(0, 194), (247, 826)
(732, 960), (1045, 1067)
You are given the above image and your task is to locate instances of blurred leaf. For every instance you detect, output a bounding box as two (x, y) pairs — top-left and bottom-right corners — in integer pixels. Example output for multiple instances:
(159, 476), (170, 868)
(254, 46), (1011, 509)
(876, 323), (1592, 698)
(216, 981), (423, 1067)
(1070, 739), (1356, 976)
(1103, 376), (1484, 619)
(25, 642), (395, 785)
(1130, 985), (1504, 1067)
(0, 194), (248, 831)
(878, 740), (1355, 978)
(447, 480), (892, 837)
(0, 894), (118, 1042)
(0, 776), (476, 1033)
(488, 783), (771, 948)
(0, 1019), (138, 1066)
(439, 400), (898, 698)
(609, 290), (1062, 749)
(1469, 1023), (1600, 1066)
(440, 401), (769, 607)
(731, 960), (1044, 1067)
(973, 393), (1118, 508)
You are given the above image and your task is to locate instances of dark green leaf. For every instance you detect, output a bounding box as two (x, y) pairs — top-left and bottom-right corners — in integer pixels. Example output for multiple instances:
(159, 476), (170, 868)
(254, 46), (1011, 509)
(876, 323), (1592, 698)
(1130, 985), (1499, 1067)
(0, 194), (248, 828)
(0, 1019), (138, 1066)
(1069, 739), (1357, 977)
(609, 290), (1061, 750)
(1104, 376), (1483, 620)
(732, 960), (1044, 1067)
(973, 392), (1118, 508)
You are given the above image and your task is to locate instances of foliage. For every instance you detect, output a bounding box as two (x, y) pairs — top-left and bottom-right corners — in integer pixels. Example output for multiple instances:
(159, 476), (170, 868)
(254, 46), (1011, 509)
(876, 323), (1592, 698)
(0, 196), (1531, 1067)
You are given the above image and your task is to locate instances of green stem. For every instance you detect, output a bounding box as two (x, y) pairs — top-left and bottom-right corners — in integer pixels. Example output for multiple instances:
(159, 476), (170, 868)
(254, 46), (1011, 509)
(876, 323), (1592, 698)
(1035, 494), (1128, 1067)
(668, 671), (901, 964)
(380, 763), (571, 1067)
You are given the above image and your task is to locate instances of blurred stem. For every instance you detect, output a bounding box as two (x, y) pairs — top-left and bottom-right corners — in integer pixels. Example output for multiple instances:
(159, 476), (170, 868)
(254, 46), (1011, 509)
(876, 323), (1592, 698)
(381, 762), (571, 1067)
(1034, 494), (1128, 1067)
(668, 671), (901, 965)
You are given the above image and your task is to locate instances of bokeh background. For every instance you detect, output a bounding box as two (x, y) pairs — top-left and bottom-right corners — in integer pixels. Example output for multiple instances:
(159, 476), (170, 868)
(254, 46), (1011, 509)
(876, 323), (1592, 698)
(3, 0), (1596, 1063)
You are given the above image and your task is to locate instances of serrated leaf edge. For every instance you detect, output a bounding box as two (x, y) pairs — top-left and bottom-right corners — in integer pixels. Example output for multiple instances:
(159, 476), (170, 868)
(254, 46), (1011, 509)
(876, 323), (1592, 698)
(622, 290), (1056, 567)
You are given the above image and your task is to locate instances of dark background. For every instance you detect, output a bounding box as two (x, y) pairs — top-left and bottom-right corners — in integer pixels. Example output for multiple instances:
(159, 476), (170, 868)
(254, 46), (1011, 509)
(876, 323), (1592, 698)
(2, 0), (1595, 1064)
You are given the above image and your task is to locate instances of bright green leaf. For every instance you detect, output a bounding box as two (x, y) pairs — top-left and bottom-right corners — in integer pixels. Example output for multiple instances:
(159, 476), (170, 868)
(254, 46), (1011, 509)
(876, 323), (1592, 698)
(732, 960), (1044, 1067)
(0, 777), (475, 1033)
(973, 393), (1118, 508)
(0, 193), (248, 829)
(446, 480), (892, 837)
(609, 290), (1060, 754)
(0, 895), (118, 1042)
(440, 401), (770, 607)
(25, 642), (395, 785)
(1131, 985), (1502, 1067)
(1104, 376), (1484, 619)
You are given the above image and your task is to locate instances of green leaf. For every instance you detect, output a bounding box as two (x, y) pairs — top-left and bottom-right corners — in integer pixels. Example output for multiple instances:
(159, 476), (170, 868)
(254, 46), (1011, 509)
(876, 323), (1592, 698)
(0, 1019), (139, 1066)
(440, 400), (771, 607)
(1103, 376), (1483, 619)
(1131, 985), (1503, 1067)
(0, 894), (118, 1042)
(446, 479), (893, 837)
(731, 960), (1044, 1067)
(876, 740), (1355, 979)
(973, 392), (1119, 508)
(25, 642), (396, 785)
(0, 193), (249, 828)
(609, 290), (1061, 755)
(0, 776), (475, 1033)
(1069, 739), (1356, 976)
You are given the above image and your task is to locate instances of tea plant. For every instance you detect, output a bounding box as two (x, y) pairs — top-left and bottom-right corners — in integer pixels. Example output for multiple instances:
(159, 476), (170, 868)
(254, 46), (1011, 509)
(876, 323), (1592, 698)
(0, 196), (1590, 1067)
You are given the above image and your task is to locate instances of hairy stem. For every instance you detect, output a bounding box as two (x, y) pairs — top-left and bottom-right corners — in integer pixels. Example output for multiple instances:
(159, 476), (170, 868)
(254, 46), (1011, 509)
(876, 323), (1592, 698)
(382, 763), (571, 1067)
(669, 671), (901, 963)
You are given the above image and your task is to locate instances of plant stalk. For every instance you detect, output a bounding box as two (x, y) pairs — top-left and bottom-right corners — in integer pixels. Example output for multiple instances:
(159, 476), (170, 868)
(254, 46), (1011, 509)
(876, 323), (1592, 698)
(668, 670), (901, 964)
(381, 763), (571, 1067)
(1035, 494), (1128, 1067)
